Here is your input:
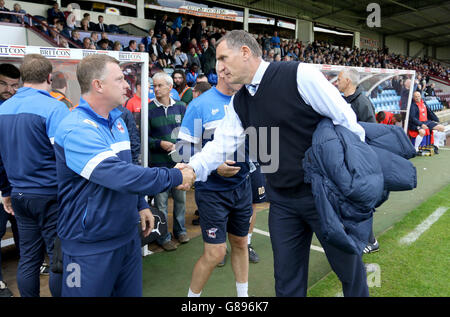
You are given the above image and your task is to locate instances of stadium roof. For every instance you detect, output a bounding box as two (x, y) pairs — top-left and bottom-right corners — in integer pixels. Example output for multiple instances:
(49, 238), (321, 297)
(208, 0), (450, 48)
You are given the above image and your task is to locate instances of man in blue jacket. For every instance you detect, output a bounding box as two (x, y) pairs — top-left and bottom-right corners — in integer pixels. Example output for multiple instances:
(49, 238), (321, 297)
(0, 54), (70, 297)
(54, 54), (195, 297)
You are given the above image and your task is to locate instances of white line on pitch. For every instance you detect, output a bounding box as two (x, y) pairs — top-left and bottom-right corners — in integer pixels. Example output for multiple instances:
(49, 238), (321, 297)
(253, 228), (325, 253)
(399, 207), (448, 245)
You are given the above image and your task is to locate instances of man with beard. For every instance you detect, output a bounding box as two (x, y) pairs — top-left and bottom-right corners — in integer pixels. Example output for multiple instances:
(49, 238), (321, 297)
(172, 70), (193, 105)
(0, 63), (20, 297)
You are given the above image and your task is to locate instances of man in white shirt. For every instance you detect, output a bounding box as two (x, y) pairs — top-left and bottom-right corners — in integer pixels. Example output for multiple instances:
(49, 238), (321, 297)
(181, 30), (369, 297)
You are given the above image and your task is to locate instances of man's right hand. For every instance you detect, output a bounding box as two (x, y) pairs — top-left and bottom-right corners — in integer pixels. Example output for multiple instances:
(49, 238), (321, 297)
(174, 163), (196, 190)
(2, 196), (14, 216)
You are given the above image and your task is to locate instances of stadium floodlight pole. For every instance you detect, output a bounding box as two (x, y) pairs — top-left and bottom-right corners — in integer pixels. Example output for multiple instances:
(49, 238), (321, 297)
(140, 54), (149, 168)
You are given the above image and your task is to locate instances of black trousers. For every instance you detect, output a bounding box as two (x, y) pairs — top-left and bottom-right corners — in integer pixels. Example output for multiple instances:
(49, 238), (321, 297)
(266, 184), (369, 297)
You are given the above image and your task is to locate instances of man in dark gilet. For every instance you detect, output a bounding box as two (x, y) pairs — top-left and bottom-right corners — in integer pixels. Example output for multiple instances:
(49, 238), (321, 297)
(184, 30), (369, 297)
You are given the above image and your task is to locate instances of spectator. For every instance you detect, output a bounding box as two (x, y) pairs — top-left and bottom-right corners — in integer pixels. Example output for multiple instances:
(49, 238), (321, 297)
(200, 40), (216, 76)
(196, 74), (208, 83)
(192, 81), (211, 99)
(376, 111), (402, 125)
(124, 77), (149, 130)
(186, 63), (199, 87)
(69, 30), (83, 48)
(100, 32), (113, 49)
(0, 63), (20, 298)
(148, 37), (162, 57)
(171, 40), (181, 54)
(148, 72), (188, 251)
(78, 18), (90, 32)
(188, 38), (202, 55)
(82, 12), (96, 30)
(0, 0), (10, 22)
(56, 20), (71, 39)
(112, 41), (122, 51)
(97, 39), (110, 51)
(82, 37), (92, 49)
(90, 31), (99, 48)
(337, 68), (376, 123)
(160, 45), (174, 68)
(65, 4), (76, 30)
(140, 29), (155, 52)
(60, 38), (69, 48)
(187, 47), (201, 71)
(173, 47), (188, 69)
(425, 83), (436, 97)
(138, 43), (146, 52)
(124, 40), (137, 52)
(194, 20), (208, 43)
(270, 31), (281, 56)
(167, 28), (177, 44)
(95, 15), (108, 33)
(179, 22), (192, 50)
(172, 69), (193, 105)
(171, 15), (184, 30)
(154, 14), (168, 37)
(408, 91), (445, 152)
(400, 79), (411, 113)
(47, 1), (65, 25)
(37, 20), (51, 37)
(50, 71), (74, 109)
(10, 3), (26, 24)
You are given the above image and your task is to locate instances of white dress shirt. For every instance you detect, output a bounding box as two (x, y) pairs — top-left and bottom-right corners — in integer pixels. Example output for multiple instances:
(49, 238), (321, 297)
(189, 60), (366, 182)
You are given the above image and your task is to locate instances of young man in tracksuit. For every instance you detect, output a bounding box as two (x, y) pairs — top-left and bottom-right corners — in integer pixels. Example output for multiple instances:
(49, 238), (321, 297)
(177, 69), (252, 297)
(54, 54), (195, 297)
(0, 54), (70, 297)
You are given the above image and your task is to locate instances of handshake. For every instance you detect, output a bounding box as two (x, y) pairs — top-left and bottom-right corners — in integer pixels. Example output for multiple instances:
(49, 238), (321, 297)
(174, 163), (196, 191)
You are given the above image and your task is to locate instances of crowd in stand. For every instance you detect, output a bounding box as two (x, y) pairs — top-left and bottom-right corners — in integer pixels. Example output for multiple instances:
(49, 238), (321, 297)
(1, 0), (449, 85)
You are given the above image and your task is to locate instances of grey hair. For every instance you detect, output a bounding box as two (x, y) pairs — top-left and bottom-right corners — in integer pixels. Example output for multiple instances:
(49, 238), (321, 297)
(216, 30), (262, 58)
(340, 68), (360, 86)
(152, 71), (173, 87)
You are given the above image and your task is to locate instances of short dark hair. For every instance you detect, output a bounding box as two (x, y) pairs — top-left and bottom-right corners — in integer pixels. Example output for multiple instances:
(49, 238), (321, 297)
(20, 54), (52, 84)
(193, 82), (211, 95)
(0, 63), (20, 79)
(375, 111), (385, 123)
(129, 40), (136, 46)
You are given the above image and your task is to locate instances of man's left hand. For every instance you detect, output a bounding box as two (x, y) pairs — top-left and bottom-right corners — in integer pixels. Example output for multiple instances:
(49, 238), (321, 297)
(139, 208), (154, 238)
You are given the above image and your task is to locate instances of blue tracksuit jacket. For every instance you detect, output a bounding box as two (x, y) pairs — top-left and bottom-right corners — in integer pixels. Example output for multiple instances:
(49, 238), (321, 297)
(54, 98), (182, 256)
(0, 87), (70, 196)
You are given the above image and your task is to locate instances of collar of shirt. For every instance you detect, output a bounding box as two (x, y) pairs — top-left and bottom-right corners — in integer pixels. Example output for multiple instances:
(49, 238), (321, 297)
(154, 96), (175, 108)
(245, 60), (270, 96)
